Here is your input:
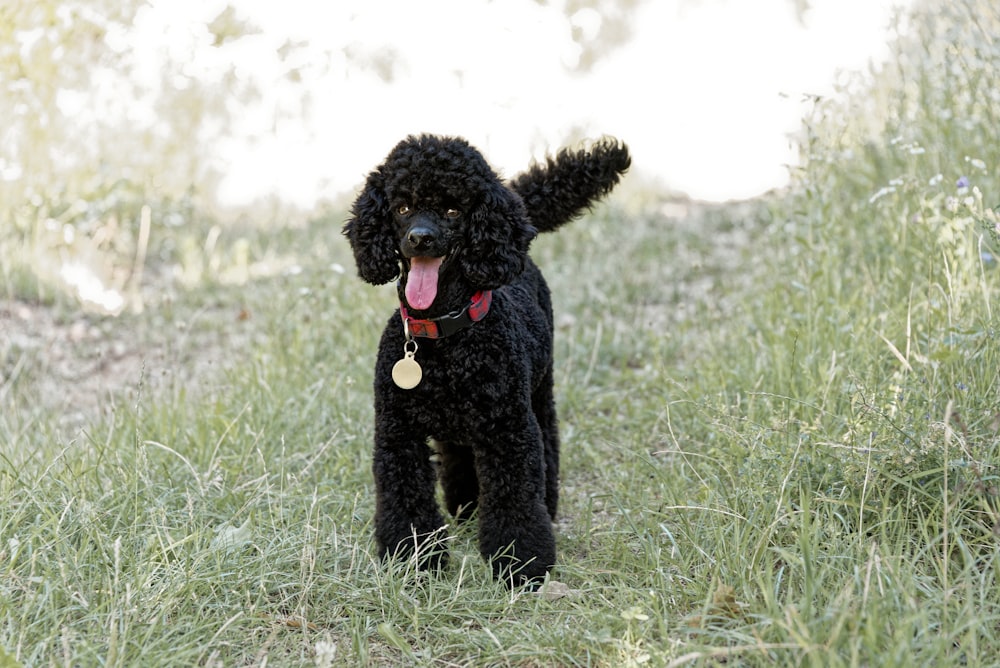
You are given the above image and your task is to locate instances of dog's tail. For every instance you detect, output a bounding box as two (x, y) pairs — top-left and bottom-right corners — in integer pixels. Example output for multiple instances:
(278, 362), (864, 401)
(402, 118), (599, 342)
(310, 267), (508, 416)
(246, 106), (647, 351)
(508, 137), (630, 234)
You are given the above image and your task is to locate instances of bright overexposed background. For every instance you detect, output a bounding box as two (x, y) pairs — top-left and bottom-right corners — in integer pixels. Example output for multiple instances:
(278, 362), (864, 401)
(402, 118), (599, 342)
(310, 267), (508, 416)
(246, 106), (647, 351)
(203, 0), (912, 206)
(0, 0), (916, 313)
(77, 0), (914, 206)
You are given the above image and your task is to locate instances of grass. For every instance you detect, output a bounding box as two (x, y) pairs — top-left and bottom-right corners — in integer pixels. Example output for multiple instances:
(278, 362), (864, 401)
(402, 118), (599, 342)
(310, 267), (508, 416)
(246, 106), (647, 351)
(3, 1), (1000, 665)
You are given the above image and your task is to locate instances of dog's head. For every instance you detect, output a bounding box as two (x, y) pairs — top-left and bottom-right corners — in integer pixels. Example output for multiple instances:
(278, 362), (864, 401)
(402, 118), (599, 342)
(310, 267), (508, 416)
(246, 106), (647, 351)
(343, 135), (536, 309)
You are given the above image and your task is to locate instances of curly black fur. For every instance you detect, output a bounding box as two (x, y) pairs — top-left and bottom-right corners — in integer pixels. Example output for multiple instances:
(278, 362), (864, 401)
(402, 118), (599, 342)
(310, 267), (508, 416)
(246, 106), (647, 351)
(344, 134), (630, 586)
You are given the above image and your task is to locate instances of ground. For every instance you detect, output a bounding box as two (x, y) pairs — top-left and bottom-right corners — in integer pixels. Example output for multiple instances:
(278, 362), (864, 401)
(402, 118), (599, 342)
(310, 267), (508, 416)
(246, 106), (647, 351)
(1, 288), (261, 435)
(1, 197), (764, 437)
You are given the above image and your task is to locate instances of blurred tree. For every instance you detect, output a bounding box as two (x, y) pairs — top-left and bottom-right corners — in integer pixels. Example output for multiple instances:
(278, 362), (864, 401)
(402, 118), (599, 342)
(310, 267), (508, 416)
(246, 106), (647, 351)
(0, 1), (143, 205)
(786, 0), (813, 25)
(539, 0), (643, 72)
(0, 0), (266, 221)
(544, 0), (813, 71)
(0, 0), (277, 308)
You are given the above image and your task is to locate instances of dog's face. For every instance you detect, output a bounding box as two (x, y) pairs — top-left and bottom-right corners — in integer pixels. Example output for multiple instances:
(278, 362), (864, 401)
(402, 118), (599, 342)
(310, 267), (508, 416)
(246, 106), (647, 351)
(392, 199), (464, 310)
(344, 135), (536, 311)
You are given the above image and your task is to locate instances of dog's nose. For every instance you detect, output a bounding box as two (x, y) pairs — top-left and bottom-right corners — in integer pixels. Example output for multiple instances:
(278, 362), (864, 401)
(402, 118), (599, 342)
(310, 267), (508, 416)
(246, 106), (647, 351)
(406, 227), (436, 250)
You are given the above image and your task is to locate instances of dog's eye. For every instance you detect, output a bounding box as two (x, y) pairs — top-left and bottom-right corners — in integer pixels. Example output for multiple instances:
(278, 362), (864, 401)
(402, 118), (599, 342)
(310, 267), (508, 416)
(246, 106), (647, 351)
(397, 205), (411, 216)
(445, 208), (461, 219)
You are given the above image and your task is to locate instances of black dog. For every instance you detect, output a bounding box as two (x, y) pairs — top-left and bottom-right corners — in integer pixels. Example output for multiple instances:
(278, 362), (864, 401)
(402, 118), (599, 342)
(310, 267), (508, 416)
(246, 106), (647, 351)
(344, 134), (629, 585)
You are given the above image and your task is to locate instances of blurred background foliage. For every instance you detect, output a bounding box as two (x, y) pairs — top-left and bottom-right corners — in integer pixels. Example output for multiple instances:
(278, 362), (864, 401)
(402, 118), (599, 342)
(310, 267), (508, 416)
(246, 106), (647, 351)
(754, 0), (1000, 532)
(0, 0), (664, 313)
(1, 0), (985, 315)
(1, 0), (254, 310)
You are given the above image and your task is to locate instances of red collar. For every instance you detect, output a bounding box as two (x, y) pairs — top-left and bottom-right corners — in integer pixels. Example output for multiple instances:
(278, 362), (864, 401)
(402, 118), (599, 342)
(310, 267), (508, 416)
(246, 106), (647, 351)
(399, 290), (493, 339)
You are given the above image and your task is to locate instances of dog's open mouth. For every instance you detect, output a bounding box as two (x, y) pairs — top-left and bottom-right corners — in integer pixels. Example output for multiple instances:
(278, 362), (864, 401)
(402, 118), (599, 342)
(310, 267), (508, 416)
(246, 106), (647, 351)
(405, 256), (445, 310)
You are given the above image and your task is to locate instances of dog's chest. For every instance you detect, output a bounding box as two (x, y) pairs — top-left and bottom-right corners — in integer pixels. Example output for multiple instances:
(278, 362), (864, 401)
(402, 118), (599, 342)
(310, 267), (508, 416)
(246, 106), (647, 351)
(389, 339), (529, 431)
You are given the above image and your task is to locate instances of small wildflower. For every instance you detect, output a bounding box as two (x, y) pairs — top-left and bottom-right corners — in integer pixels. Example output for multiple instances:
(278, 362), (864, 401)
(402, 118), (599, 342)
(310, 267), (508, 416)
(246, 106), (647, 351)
(908, 145), (925, 155)
(314, 639), (337, 668)
(956, 175), (970, 189)
(929, 173), (943, 186)
(966, 156), (987, 171)
(956, 382), (968, 391)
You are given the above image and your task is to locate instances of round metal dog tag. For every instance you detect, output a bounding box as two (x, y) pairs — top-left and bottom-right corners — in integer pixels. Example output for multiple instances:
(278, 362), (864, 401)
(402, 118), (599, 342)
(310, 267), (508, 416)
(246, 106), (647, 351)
(392, 355), (422, 389)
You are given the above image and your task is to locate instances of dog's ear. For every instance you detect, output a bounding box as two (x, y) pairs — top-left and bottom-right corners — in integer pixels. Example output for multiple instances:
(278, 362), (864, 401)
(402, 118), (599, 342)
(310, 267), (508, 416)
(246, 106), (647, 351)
(343, 170), (400, 285)
(460, 183), (537, 289)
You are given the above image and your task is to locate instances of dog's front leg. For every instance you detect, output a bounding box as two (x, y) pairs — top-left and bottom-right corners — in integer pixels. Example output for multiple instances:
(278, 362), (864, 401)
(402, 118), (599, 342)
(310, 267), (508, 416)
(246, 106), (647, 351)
(372, 425), (449, 570)
(473, 419), (556, 587)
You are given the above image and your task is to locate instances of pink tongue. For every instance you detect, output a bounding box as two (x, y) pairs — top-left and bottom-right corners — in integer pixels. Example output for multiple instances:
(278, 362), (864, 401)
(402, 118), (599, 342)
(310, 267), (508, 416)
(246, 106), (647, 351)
(405, 256), (444, 310)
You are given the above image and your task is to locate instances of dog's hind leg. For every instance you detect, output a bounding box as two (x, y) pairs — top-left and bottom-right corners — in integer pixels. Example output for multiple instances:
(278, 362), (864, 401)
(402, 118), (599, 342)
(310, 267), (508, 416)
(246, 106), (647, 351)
(532, 371), (560, 520)
(435, 440), (479, 521)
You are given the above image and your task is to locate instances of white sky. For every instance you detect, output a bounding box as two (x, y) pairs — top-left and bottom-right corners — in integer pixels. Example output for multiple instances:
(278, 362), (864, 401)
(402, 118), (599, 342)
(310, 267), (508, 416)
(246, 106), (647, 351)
(137, 0), (912, 207)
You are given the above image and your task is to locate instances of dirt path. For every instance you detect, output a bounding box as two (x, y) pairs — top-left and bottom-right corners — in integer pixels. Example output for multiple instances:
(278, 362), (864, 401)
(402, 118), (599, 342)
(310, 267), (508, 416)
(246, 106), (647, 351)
(1, 294), (258, 435)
